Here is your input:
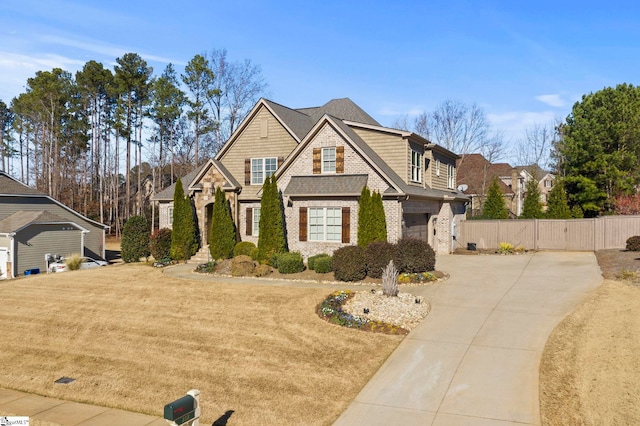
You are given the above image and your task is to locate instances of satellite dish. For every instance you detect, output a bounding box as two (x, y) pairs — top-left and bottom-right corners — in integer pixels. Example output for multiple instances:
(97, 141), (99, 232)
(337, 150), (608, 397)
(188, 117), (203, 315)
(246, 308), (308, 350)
(457, 184), (468, 192)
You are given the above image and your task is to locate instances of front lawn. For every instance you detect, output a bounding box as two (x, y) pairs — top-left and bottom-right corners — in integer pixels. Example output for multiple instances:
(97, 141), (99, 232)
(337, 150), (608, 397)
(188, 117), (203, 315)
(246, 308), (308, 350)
(0, 265), (402, 425)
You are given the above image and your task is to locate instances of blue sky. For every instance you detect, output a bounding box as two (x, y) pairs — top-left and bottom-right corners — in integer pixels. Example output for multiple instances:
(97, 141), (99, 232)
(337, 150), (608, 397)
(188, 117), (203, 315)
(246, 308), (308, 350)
(2, 0), (639, 159)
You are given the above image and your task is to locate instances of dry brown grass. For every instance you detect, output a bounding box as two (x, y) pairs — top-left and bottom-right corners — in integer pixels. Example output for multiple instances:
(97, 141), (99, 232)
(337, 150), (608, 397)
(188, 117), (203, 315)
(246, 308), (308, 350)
(0, 264), (402, 425)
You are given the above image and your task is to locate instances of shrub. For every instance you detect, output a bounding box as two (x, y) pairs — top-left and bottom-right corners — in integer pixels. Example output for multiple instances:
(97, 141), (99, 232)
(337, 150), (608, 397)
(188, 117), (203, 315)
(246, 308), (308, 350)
(381, 260), (399, 297)
(483, 177), (509, 219)
(209, 186), (237, 260)
(171, 179), (199, 261)
(498, 242), (514, 254)
(121, 215), (150, 263)
(257, 176), (286, 261)
(249, 247), (259, 261)
(234, 241), (256, 257)
(333, 245), (367, 282)
(149, 228), (172, 262)
(254, 264), (272, 277)
(626, 236), (640, 251)
(195, 261), (216, 273)
(64, 253), (83, 271)
(365, 241), (397, 278)
(231, 255), (255, 276)
(277, 252), (305, 274)
(308, 253), (329, 270)
(394, 238), (436, 273)
(314, 256), (333, 273)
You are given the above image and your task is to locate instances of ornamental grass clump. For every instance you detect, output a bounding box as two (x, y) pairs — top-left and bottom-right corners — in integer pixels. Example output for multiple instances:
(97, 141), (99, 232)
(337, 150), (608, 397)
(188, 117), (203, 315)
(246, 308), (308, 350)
(64, 253), (83, 271)
(381, 260), (399, 297)
(498, 241), (515, 254)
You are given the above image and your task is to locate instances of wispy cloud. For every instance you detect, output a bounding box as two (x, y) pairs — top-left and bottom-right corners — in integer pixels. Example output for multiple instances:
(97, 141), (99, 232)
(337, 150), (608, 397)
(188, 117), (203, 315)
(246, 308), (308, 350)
(488, 110), (558, 141)
(535, 94), (567, 108)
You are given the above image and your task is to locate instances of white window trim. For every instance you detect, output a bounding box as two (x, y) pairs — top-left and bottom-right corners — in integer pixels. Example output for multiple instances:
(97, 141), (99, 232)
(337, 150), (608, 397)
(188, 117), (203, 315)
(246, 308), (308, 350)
(447, 164), (455, 189)
(410, 150), (422, 183)
(321, 147), (336, 174)
(251, 157), (277, 185)
(308, 207), (342, 242)
(253, 207), (261, 236)
(436, 159), (441, 176)
(168, 206), (174, 226)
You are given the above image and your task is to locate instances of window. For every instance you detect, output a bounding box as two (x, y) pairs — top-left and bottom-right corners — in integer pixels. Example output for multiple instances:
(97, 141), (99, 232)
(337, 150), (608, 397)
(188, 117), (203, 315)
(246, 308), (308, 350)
(168, 207), (174, 225)
(322, 147), (336, 173)
(436, 159), (441, 176)
(309, 207), (342, 242)
(544, 179), (552, 188)
(447, 164), (455, 189)
(253, 207), (261, 236)
(411, 150), (422, 183)
(251, 157), (277, 185)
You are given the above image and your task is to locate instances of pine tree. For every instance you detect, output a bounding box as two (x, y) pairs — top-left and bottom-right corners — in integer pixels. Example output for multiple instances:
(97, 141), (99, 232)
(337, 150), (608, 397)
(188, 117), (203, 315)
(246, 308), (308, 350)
(482, 178), (509, 219)
(357, 186), (372, 247)
(546, 182), (572, 219)
(370, 190), (387, 243)
(521, 178), (544, 219)
(209, 186), (236, 259)
(257, 176), (286, 262)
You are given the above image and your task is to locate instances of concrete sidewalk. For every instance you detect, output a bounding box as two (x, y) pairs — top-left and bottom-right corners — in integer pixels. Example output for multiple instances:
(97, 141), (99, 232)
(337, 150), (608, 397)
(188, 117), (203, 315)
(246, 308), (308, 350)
(334, 251), (603, 425)
(0, 389), (166, 425)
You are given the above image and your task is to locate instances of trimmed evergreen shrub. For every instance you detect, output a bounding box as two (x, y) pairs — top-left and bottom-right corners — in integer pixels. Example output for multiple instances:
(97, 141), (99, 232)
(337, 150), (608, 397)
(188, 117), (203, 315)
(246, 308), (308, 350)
(626, 236), (640, 251)
(249, 247), (259, 261)
(209, 186), (237, 260)
(149, 228), (172, 262)
(357, 186), (372, 248)
(314, 255), (333, 274)
(333, 245), (367, 282)
(483, 177), (509, 219)
(122, 215), (150, 263)
(365, 241), (397, 278)
(257, 176), (287, 262)
(308, 253), (329, 270)
(277, 252), (305, 274)
(170, 179), (199, 261)
(394, 237), (436, 273)
(520, 179), (544, 219)
(234, 241), (256, 257)
(370, 191), (387, 243)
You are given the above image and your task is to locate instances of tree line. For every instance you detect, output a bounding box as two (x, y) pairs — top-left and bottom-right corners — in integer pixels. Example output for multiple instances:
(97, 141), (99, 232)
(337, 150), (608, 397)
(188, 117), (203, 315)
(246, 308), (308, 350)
(0, 49), (267, 235)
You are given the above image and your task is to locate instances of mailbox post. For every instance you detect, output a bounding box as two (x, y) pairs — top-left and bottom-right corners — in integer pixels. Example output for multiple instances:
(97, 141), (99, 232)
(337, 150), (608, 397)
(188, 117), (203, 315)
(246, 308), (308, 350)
(164, 389), (200, 426)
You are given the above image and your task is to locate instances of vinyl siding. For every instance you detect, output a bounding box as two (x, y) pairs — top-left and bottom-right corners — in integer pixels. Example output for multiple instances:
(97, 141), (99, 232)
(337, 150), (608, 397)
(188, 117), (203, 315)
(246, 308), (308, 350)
(0, 196), (105, 260)
(428, 151), (456, 191)
(218, 106), (298, 200)
(351, 128), (407, 182)
(14, 225), (82, 275)
(407, 141), (425, 188)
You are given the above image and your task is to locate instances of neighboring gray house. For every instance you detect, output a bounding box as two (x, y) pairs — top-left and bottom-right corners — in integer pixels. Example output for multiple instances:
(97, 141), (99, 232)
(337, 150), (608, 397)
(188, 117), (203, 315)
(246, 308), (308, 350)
(0, 172), (108, 279)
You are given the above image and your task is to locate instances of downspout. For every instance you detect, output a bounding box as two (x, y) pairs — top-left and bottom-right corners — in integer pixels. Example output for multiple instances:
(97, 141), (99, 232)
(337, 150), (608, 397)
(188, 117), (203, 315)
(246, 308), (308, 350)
(10, 233), (15, 278)
(81, 230), (89, 257)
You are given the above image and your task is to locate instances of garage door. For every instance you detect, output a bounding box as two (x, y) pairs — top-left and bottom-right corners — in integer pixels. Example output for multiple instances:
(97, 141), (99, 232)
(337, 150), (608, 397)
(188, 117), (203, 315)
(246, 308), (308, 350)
(403, 213), (428, 240)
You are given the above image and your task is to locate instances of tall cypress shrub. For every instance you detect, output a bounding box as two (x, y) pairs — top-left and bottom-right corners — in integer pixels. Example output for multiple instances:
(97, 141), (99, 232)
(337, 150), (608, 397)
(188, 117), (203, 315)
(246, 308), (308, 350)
(370, 190), (387, 243)
(357, 186), (372, 247)
(170, 179), (187, 260)
(209, 186), (236, 259)
(483, 178), (509, 219)
(121, 215), (150, 263)
(257, 176), (286, 262)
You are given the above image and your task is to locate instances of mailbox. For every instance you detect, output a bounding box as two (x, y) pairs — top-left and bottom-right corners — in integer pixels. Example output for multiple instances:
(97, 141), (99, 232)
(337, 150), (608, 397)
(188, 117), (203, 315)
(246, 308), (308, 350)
(164, 390), (200, 426)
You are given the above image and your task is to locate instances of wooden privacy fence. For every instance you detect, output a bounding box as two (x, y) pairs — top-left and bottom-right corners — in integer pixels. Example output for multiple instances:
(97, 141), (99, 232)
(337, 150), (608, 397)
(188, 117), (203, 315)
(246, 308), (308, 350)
(459, 216), (640, 251)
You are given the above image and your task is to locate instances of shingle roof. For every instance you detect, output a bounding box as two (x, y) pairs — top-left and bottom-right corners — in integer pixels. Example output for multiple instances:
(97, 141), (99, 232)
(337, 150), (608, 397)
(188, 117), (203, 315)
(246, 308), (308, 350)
(152, 163), (208, 201)
(456, 154), (514, 195)
(283, 174), (369, 197)
(0, 172), (44, 195)
(263, 99), (315, 140)
(303, 98), (381, 126)
(0, 210), (74, 234)
(514, 164), (550, 181)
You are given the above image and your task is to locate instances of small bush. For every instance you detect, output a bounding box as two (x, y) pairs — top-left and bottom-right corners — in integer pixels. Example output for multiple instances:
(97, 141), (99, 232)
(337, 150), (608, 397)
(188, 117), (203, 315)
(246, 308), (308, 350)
(626, 236), (640, 251)
(277, 252), (305, 274)
(394, 238), (436, 273)
(308, 253), (329, 270)
(498, 241), (515, 254)
(254, 264), (272, 277)
(149, 228), (172, 262)
(617, 269), (638, 281)
(234, 241), (256, 257)
(333, 245), (367, 282)
(314, 256), (333, 273)
(231, 255), (255, 276)
(249, 247), (259, 261)
(65, 253), (83, 271)
(365, 241), (397, 278)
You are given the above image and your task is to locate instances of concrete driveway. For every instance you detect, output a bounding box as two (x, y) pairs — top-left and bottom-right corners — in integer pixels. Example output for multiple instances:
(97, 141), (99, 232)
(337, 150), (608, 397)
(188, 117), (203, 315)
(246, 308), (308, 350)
(334, 251), (602, 426)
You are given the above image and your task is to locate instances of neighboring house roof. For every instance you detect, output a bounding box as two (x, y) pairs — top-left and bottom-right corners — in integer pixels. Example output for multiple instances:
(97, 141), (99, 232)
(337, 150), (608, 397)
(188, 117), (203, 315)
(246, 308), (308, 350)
(284, 174), (369, 197)
(456, 154), (514, 196)
(0, 172), (109, 230)
(0, 210), (85, 234)
(515, 164), (553, 181)
(152, 163), (208, 201)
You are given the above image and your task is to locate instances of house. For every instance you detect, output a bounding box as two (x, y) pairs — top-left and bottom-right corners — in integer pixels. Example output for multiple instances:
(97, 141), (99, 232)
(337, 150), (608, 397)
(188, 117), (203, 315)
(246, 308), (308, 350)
(514, 164), (556, 209)
(456, 154), (525, 217)
(0, 172), (108, 279)
(153, 98), (468, 257)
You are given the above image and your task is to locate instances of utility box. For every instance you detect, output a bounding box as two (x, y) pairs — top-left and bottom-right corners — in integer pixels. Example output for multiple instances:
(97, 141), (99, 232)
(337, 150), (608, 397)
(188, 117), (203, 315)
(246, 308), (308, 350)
(164, 389), (200, 426)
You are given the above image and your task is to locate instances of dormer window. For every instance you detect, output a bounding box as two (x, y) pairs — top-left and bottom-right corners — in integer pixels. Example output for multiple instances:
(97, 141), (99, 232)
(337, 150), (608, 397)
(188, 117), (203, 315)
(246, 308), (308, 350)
(322, 147), (336, 173)
(411, 150), (422, 183)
